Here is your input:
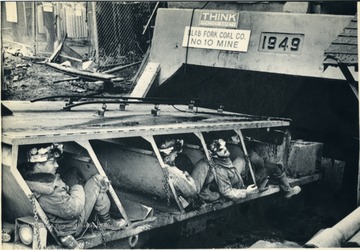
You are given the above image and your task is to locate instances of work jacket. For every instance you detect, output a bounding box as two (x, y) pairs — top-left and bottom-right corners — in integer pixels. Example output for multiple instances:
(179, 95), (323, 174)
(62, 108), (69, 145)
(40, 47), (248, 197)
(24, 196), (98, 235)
(23, 172), (85, 236)
(213, 157), (247, 200)
(166, 165), (197, 197)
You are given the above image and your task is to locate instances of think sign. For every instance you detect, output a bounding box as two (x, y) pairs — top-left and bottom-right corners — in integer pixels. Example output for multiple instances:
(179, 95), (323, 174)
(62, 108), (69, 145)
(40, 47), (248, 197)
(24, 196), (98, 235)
(200, 11), (239, 28)
(182, 26), (251, 52)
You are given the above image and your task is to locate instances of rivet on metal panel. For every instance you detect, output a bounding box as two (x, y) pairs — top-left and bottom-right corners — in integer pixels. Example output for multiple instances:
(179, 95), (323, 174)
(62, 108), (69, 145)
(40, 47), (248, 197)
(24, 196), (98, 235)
(119, 103), (127, 111)
(151, 104), (160, 116)
(217, 105), (224, 114)
(98, 103), (107, 117)
(188, 100), (195, 112)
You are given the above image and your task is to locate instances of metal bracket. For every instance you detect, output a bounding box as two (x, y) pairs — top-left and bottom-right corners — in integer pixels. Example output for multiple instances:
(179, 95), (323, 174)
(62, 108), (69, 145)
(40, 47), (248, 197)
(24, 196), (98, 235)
(75, 140), (131, 226)
(193, 132), (219, 184)
(235, 129), (257, 187)
(142, 135), (185, 213)
(151, 104), (160, 116)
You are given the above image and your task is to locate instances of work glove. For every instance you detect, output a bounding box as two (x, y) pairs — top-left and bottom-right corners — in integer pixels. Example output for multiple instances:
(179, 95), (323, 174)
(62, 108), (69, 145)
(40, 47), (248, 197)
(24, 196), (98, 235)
(94, 175), (110, 193)
(246, 184), (259, 194)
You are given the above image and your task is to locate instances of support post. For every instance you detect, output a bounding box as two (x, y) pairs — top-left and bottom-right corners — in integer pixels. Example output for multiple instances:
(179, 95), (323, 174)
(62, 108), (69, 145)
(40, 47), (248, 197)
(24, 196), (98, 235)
(91, 2), (99, 64)
(339, 64), (358, 99)
(22, 2), (27, 36)
(193, 131), (219, 184)
(75, 140), (131, 226)
(142, 136), (185, 213)
(32, 2), (37, 56)
(235, 129), (257, 186)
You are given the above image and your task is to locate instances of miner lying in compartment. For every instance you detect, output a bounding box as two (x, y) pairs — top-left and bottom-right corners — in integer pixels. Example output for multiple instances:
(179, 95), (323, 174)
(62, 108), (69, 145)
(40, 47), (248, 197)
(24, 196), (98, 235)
(17, 143), (130, 249)
(155, 131), (301, 204)
(90, 138), (221, 212)
(213, 135), (301, 200)
(92, 134), (297, 213)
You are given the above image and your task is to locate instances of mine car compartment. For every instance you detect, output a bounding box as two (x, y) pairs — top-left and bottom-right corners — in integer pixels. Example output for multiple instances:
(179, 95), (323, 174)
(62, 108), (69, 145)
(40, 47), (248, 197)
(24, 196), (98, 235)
(2, 102), (324, 249)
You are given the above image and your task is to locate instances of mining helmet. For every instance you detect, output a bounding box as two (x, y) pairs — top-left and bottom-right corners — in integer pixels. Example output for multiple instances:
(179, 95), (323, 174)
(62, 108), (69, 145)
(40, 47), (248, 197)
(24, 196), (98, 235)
(27, 144), (64, 163)
(159, 139), (184, 156)
(209, 139), (226, 155)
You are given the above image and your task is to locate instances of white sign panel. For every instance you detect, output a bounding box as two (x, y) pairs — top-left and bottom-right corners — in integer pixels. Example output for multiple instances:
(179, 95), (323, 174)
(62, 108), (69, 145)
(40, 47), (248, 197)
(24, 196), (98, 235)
(5, 2), (17, 23)
(182, 26), (251, 52)
(43, 3), (53, 12)
(199, 11), (239, 28)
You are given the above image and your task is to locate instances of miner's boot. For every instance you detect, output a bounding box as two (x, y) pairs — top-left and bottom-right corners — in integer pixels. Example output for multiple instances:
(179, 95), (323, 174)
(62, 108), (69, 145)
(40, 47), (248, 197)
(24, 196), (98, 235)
(199, 185), (220, 202)
(97, 212), (127, 231)
(257, 176), (270, 192)
(276, 173), (301, 199)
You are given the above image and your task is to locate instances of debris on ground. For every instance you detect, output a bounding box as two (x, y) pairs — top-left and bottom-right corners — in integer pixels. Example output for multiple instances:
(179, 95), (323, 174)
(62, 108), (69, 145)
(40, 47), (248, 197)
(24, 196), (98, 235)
(2, 45), (139, 100)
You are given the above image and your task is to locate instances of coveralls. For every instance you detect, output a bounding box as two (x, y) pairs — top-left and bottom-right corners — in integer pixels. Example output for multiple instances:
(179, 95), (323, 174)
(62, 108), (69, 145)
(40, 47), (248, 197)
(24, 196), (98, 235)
(24, 172), (110, 237)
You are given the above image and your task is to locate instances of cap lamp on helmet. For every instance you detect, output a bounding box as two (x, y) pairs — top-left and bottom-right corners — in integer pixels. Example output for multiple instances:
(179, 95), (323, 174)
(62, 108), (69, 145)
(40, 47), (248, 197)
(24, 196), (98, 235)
(159, 139), (184, 156)
(27, 144), (64, 163)
(209, 139), (226, 155)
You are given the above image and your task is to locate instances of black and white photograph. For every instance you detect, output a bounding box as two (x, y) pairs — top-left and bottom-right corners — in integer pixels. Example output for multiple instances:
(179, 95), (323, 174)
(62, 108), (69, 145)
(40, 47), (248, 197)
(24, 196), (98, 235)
(1, 1), (359, 249)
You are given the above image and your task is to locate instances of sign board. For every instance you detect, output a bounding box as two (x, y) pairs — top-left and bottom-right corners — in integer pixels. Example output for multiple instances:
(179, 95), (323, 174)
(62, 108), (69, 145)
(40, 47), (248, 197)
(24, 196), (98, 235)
(5, 2), (17, 23)
(43, 2), (53, 13)
(258, 32), (304, 54)
(199, 10), (239, 28)
(182, 26), (251, 52)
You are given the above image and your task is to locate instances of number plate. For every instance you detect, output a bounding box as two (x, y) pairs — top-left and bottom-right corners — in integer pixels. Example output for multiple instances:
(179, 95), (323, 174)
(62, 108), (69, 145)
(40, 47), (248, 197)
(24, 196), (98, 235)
(258, 32), (304, 54)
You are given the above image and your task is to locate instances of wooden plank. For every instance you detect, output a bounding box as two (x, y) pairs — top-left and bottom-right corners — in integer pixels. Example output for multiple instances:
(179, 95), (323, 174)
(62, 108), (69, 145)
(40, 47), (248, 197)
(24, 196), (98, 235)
(48, 41), (64, 62)
(130, 48), (150, 84)
(324, 53), (358, 65)
(130, 62), (160, 98)
(325, 44), (357, 55)
(142, 2), (160, 35)
(332, 36), (358, 45)
(347, 20), (357, 29)
(57, 55), (83, 69)
(61, 43), (83, 59)
(53, 77), (80, 83)
(341, 29), (357, 37)
(46, 62), (116, 81)
(103, 61), (142, 74)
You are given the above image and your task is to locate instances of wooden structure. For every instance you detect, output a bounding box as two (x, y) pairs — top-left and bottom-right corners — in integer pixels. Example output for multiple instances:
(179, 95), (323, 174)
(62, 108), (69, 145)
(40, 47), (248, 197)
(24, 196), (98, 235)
(323, 14), (358, 98)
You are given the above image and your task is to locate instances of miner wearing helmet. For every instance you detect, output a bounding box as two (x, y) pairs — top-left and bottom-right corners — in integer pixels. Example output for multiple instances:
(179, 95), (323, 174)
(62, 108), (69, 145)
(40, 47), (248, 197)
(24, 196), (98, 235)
(160, 139), (220, 203)
(209, 137), (301, 200)
(20, 143), (126, 249)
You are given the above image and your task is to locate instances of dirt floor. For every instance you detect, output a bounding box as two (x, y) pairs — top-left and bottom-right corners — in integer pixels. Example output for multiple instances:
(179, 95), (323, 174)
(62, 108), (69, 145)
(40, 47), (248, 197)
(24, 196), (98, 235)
(145, 182), (352, 248)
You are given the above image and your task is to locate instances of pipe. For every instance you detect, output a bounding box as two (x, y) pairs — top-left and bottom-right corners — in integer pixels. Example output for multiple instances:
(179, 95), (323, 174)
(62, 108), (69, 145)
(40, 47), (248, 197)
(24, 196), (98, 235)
(304, 206), (360, 248)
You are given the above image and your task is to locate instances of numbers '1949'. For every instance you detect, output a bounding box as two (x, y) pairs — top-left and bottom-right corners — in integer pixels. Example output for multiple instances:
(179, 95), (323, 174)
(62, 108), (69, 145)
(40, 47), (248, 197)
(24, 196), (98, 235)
(259, 32), (304, 54)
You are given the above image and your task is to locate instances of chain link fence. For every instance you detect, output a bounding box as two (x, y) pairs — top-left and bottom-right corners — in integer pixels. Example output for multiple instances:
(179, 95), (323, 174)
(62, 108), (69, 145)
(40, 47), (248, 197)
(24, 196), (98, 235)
(94, 2), (158, 68)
